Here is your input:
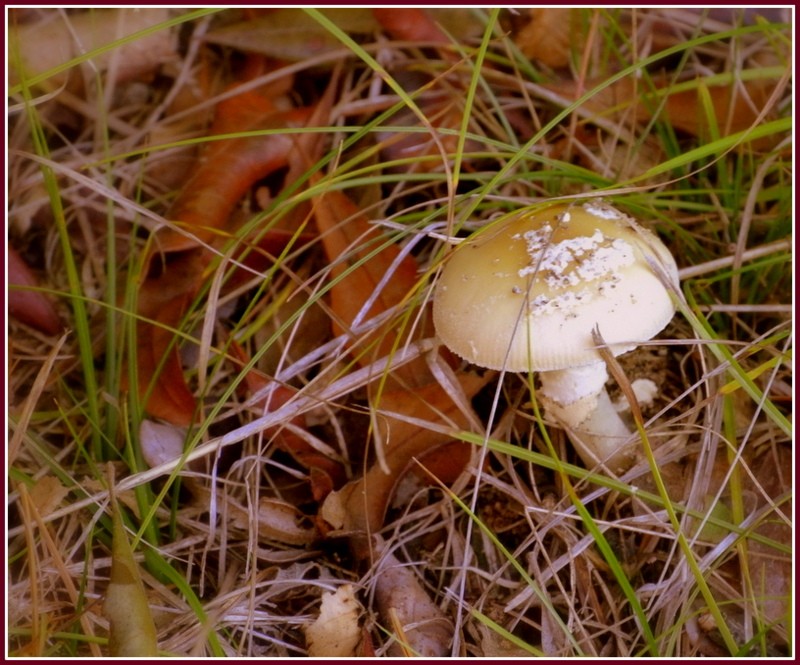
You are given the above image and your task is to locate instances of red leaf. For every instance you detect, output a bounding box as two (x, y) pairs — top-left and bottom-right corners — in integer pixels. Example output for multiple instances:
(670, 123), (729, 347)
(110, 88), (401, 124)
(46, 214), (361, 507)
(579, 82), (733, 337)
(132, 249), (207, 426)
(7, 246), (62, 335)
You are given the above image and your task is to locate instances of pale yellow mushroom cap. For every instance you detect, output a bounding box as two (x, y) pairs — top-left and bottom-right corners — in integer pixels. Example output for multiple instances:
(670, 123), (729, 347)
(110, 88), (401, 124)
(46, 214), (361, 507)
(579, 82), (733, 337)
(433, 200), (679, 372)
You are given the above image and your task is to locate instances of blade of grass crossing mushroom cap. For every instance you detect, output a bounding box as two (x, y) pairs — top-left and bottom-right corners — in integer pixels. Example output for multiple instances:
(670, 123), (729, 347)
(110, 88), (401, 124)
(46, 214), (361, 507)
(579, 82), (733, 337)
(433, 200), (680, 473)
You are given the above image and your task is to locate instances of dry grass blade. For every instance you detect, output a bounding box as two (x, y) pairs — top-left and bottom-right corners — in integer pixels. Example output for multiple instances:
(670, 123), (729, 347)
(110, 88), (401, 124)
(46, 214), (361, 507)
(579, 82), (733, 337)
(7, 7), (791, 658)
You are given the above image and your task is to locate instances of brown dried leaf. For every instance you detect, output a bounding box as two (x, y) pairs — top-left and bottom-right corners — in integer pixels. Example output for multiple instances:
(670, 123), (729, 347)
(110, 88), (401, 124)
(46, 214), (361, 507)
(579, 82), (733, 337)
(305, 584), (364, 657)
(374, 548), (453, 657)
(312, 187), (430, 388)
(133, 249), (205, 426)
(546, 75), (780, 140)
(659, 78), (778, 138)
(28, 476), (70, 518)
(372, 8), (451, 45)
(204, 9), (379, 61)
(233, 343), (346, 501)
(151, 90), (310, 254)
(478, 623), (535, 657)
(229, 497), (319, 546)
(743, 444), (791, 642)
(135, 85), (320, 426)
(513, 8), (582, 69)
(320, 371), (489, 557)
(10, 8), (176, 89)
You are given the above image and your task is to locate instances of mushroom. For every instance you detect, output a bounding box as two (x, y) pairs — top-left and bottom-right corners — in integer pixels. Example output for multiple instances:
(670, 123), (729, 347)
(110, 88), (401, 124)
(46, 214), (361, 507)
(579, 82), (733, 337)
(432, 200), (679, 473)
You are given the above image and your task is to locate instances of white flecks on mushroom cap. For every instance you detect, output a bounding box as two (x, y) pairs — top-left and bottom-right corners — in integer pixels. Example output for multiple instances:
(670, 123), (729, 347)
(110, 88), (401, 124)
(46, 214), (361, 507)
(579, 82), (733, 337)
(433, 200), (679, 372)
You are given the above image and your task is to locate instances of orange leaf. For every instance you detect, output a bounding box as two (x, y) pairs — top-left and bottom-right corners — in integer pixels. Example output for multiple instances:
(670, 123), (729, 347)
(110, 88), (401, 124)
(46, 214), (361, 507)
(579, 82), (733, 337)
(8, 246), (62, 335)
(134, 87), (317, 425)
(547, 75), (779, 140)
(131, 249), (208, 426)
(151, 90), (312, 255)
(514, 8), (581, 69)
(372, 8), (451, 45)
(322, 371), (490, 559)
(661, 78), (777, 138)
(312, 187), (430, 387)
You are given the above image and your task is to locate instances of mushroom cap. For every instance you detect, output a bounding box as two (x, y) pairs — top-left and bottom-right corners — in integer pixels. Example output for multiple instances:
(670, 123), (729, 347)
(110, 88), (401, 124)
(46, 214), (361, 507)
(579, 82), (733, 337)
(432, 200), (679, 372)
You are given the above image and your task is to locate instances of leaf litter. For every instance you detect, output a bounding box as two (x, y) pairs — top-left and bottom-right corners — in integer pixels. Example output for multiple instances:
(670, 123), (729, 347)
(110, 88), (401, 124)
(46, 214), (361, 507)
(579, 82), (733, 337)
(7, 7), (792, 658)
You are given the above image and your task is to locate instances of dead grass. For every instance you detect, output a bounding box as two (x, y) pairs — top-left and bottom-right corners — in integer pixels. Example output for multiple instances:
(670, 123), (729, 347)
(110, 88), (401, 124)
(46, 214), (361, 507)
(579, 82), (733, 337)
(7, 7), (793, 658)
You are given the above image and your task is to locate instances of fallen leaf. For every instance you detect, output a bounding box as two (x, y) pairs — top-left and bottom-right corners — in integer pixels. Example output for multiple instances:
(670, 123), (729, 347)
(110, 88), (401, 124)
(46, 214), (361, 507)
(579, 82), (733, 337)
(513, 8), (583, 69)
(743, 444), (791, 645)
(659, 78), (778, 138)
(28, 476), (70, 518)
(10, 8), (176, 90)
(133, 249), (205, 426)
(373, 546), (453, 657)
(372, 8), (452, 45)
(312, 186), (431, 388)
(105, 501), (159, 657)
(8, 245), (62, 335)
(320, 371), (489, 558)
(228, 496), (319, 546)
(305, 584), (364, 657)
(135, 84), (319, 425)
(232, 342), (346, 501)
(150, 90), (311, 254)
(139, 419), (186, 468)
(478, 622), (537, 657)
(546, 75), (780, 140)
(204, 8), (379, 61)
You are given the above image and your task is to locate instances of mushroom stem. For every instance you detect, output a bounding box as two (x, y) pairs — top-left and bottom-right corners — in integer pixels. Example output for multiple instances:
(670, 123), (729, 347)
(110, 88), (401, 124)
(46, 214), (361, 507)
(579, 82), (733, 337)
(538, 362), (635, 473)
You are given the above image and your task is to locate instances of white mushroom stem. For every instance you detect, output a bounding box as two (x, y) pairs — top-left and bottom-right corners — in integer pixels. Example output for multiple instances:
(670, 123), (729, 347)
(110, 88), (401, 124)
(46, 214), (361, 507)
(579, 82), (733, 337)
(537, 361), (635, 473)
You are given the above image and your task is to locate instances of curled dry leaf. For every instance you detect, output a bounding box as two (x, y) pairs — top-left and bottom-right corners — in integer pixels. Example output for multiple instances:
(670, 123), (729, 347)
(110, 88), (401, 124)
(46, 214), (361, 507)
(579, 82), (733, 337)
(374, 547), (453, 657)
(320, 371), (489, 558)
(134, 83), (317, 426)
(305, 584), (364, 657)
(151, 89), (311, 254)
(105, 501), (159, 657)
(229, 497), (318, 547)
